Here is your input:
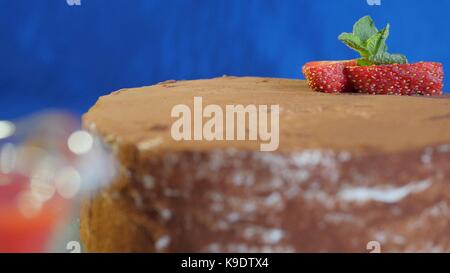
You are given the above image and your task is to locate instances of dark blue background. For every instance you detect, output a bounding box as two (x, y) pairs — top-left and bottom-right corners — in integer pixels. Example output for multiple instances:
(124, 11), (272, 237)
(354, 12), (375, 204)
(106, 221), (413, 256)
(1, 0), (449, 119)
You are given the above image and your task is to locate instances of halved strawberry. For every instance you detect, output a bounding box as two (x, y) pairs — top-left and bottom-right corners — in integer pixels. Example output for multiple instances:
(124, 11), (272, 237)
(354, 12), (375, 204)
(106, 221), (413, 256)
(302, 60), (357, 93)
(346, 62), (443, 96)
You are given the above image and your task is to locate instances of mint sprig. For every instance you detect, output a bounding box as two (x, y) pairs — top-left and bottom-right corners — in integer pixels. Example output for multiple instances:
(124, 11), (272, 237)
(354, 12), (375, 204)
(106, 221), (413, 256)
(338, 16), (408, 66)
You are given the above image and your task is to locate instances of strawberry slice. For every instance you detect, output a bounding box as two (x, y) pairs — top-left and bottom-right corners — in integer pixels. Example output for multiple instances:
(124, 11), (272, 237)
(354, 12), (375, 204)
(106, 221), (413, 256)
(302, 60), (357, 93)
(346, 62), (443, 96)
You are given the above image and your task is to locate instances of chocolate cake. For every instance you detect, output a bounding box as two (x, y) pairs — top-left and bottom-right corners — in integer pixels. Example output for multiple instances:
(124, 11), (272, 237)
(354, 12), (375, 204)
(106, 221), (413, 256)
(81, 76), (450, 252)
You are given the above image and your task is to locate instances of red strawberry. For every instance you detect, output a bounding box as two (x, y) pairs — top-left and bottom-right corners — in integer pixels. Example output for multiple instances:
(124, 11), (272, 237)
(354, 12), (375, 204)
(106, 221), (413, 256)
(302, 60), (357, 93)
(345, 62), (443, 96)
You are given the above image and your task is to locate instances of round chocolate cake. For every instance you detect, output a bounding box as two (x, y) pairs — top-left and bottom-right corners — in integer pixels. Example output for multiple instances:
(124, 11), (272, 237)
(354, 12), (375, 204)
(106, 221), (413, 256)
(81, 77), (450, 252)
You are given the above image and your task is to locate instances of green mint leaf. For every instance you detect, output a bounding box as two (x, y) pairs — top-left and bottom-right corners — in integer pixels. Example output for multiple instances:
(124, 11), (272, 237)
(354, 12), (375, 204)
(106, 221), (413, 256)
(338, 33), (369, 57)
(366, 24), (390, 55)
(356, 58), (374, 66)
(352, 15), (379, 42)
(338, 16), (408, 66)
(368, 52), (408, 65)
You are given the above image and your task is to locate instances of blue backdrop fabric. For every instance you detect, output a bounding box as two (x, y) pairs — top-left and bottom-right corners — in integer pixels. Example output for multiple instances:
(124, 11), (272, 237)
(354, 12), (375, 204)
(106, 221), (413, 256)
(1, 0), (449, 119)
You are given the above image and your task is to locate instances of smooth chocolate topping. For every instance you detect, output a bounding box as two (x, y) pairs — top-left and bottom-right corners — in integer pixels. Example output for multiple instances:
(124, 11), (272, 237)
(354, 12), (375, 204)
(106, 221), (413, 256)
(83, 77), (450, 154)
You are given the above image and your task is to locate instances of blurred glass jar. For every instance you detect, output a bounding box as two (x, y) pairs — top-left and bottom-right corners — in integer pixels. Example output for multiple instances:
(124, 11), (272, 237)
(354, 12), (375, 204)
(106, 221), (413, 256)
(0, 111), (115, 253)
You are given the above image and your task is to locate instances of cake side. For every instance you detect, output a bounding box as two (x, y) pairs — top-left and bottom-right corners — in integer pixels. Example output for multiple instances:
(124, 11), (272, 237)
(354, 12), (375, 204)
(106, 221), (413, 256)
(81, 144), (450, 252)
